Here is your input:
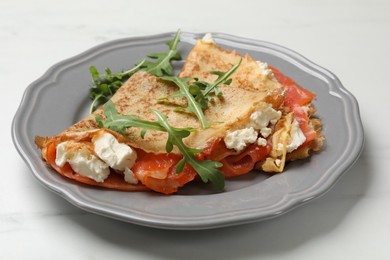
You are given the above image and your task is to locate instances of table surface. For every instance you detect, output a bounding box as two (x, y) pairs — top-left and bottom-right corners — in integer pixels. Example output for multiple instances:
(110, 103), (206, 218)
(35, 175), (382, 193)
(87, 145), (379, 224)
(3, 0), (389, 259)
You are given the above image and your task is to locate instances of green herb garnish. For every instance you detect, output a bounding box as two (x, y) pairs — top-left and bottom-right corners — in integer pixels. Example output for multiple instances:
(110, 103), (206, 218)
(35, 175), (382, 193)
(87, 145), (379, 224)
(88, 30), (182, 113)
(199, 58), (242, 98)
(89, 61), (145, 114)
(161, 76), (210, 129)
(139, 30), (182, 77)
(96, 101), (225, 190)
(160, 59), (242, 129)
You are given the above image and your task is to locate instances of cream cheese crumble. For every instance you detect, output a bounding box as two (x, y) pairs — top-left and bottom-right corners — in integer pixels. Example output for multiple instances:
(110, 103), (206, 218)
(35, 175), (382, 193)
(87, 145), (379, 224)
(249, 105), (282, 131)
(224, 127), (258, 152)
(202, 33), (215, 44)
(55, 142), (110, 183)
(224, 105), (282, 152)
(256, 61), (276, 80)
(93, 132), (137, 172)
(55, 132), (139, 184)
(287, 119), (306, 152)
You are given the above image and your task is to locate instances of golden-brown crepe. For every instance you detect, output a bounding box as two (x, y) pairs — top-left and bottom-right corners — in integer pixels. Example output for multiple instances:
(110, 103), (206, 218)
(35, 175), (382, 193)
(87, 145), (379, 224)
(40, 71), (282, 153)
(35, 34), (323, 195)
(178, 35), (324, 172)
(35, 69), (285, 194)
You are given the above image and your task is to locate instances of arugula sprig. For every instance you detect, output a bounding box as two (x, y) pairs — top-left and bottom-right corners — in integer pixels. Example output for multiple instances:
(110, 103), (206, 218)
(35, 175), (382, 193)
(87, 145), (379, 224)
(161, 77), (210, 129)
(96, 101), (225, 190)
(160, 59), (242, 129)
(95, 100), (166, 136)
(200, 58), (242, 98)
(88, 30), (182, 113)
(89, 60), (145, 114)
(152, 110), (224, 190)
(139, 30), (182, 76)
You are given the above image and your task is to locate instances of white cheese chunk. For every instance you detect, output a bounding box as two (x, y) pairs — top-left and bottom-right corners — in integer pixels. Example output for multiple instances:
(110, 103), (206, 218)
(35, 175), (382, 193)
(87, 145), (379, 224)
(54, 133), (140, 184)
(124, 167), (139, 184)
(224, 105), (282, 152)
(287, 119), (307, 152)
(202, 33), (215, 44)
(260, 127), (272, 138)
(93, 132), (137, 172)
(55, 142), (70, 167)
(256, 61), (276, 80)
(67, 149), (110, 183)
(249, 105), (282, 130)
(224, 127), (258, 152)
(55, 142), (110, 183)
(257, 137), (267, 147)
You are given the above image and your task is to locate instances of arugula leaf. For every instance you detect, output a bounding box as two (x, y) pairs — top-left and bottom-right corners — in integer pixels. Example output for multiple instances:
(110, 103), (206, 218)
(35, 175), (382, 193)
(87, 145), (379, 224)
(160, 76), (210, 129)
(89, 60), (146, 114)
(203, 58), (242, 97)
(88, 30), (182, 113)
(140, 30), (182, 76)
(159, 60), (242, 128)
(190, 59), (242, 106)
(152, 109), (224, 190)
(96, 100), (166, 135)
(96, 101), (225, 190)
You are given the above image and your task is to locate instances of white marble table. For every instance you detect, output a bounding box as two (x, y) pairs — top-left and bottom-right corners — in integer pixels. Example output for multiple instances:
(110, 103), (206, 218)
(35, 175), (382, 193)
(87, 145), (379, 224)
(3, 0), (390, 259)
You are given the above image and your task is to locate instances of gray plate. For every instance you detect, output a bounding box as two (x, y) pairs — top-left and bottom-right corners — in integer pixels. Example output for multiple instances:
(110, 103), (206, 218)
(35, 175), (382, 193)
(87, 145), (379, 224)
(12, 32), (364, 230)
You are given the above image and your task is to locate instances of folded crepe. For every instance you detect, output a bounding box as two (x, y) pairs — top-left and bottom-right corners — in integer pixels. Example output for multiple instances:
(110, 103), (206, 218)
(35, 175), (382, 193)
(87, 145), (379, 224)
(36, 68), (285, 194)
(178, 34), (324, 173)
(35, 34), (323, 195)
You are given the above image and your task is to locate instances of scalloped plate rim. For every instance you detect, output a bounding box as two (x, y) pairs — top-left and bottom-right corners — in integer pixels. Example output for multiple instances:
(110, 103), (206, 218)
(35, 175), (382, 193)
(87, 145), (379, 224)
(12, 31), (364, 230)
